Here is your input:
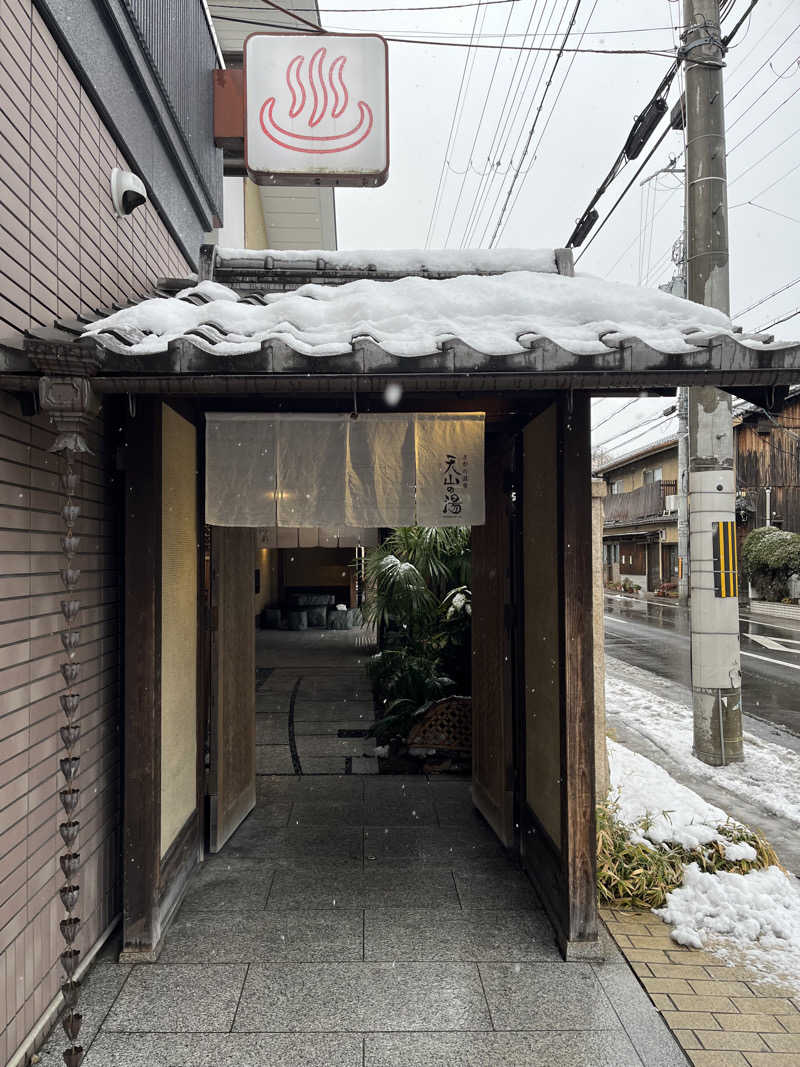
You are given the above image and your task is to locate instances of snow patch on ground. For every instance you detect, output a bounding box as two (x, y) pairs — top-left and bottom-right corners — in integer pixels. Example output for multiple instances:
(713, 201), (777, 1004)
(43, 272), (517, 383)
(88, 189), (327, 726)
(655, 863), (800, 989)
(605, 658), (800, 829)
(84, 270), (733, 357)
(607, 700), (800, 990)
(608, 739), (733, 850)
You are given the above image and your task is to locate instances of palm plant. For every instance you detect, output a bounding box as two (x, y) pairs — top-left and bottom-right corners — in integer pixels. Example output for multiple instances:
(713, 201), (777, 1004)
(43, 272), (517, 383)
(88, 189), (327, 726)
(363, 527), (472, 742)
(362, 526), (471, 633)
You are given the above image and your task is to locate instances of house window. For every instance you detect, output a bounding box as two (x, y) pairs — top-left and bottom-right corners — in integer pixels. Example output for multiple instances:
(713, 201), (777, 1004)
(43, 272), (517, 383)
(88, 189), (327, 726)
(610, 479), (623, 494)
(643, 467), (663, 485)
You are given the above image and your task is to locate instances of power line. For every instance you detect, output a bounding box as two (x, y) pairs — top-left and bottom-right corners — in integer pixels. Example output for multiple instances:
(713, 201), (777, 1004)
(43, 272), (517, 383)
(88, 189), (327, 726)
(733, 273), (800, 318)
(757, 306), (800, 332)
(565, 62), (679, 248)
(737, 201), (800, 226)
(425, 0), (486, 248)
(730, 158), (800, 204)
(486, 0), (584, 247)
(574, 125), (672, 264)
(439, 0), (518, 246)
(592, 397), (640, 431)
(490, 0), (602, 246)
(463, 0), (557, 246)
(595, 412), (678, 452)
(724, 0), (797, 103)
(727, 80), (800, 155)
(565, 0), (761, 259)
(213, 11), (675, 53)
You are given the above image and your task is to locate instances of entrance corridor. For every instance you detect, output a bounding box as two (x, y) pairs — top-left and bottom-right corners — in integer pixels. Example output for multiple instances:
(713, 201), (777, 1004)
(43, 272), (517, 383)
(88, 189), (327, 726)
(37, 636), (687, 1066)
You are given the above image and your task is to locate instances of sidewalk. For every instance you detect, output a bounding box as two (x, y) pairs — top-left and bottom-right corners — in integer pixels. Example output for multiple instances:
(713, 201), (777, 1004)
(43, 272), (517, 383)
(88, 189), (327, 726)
(603, 657), (800, 1066)
(603, 909), (800, 1066)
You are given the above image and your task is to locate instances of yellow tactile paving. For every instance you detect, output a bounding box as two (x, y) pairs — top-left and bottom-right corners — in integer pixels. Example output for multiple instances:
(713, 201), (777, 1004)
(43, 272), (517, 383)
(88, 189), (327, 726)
(601, 907), (800, 1067)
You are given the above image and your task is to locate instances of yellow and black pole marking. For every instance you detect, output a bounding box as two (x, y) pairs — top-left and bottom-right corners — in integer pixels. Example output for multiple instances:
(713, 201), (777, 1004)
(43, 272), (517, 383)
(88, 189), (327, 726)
(713, 521), (739, 598)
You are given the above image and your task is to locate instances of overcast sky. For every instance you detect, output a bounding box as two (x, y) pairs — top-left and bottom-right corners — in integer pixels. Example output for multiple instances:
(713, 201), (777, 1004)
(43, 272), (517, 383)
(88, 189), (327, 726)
(316, 0), (798, 458)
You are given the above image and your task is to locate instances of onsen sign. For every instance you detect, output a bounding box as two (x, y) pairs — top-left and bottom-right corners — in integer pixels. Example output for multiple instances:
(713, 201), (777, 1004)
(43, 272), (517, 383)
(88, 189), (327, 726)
(244, 34), (389, 186)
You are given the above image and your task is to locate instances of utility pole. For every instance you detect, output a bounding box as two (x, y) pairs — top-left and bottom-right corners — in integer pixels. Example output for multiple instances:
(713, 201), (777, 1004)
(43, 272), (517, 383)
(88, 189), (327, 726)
(677, 386), (690, 605)
(683, 0), (743, 764)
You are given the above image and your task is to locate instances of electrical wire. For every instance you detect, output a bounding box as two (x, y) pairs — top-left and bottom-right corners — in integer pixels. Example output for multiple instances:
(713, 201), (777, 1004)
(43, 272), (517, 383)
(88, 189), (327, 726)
(424, 0), (486, 248)
(486, 0), (585, 247)
(733, 274), (800, 319)
(595, 413), (678, 453)
(212, 11), (676, 53)
(730, 158), (800, 205)
(727, 81), (800, 155)
(439, 0), (518, 246)
(489, 0), (602, 246)
(729, 126), (800, 186)
(738, 201), (800, 226)
(213, 1), (679, 25)
(592, 397), (640, 431)
(463, 0), (557, 247)
(724, 0), (797, 103)
(567, 0), (761, 264)
(757, 307), (800, 332)
(574, 125), (672, 264)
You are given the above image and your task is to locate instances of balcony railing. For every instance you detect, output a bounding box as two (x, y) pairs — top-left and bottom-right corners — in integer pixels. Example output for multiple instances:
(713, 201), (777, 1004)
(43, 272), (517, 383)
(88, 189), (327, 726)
(604, 479), (677, 525)
(120, 0), (222, 213)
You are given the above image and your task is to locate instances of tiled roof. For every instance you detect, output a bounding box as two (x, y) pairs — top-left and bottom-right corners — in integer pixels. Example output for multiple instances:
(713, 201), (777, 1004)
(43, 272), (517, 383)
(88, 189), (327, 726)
(3, 248), (799, 395)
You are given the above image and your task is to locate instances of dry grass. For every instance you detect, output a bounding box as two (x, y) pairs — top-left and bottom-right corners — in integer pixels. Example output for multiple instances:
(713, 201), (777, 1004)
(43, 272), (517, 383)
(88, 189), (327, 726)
(597, 800), (781, 910)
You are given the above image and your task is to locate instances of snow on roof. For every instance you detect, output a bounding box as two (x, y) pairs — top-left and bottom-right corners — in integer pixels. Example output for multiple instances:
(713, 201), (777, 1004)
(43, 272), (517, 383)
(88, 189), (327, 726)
(84, 269), (736, 358)
(213, 246), (561, 275)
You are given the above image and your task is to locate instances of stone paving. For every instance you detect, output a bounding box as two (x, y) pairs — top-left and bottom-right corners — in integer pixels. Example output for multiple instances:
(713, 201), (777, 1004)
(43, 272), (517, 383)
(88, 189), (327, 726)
(36, 634), (689, 1066)
(602, 907), (800, 1067)
(254, 627), (380, 775)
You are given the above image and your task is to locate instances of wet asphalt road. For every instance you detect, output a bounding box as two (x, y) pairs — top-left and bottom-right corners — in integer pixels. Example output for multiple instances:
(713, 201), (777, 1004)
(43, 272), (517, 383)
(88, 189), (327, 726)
(603, 595), (800, 739)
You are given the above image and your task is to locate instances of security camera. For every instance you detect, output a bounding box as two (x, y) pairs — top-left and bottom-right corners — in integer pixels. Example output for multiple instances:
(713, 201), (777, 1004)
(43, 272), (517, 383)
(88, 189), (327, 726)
(110, 168), (148, 217)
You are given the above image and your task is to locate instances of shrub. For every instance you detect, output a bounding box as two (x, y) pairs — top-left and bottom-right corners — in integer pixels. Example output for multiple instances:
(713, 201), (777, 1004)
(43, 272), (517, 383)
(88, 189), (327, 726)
(597, 798), (781, 910)
(741, 526), (800, 601)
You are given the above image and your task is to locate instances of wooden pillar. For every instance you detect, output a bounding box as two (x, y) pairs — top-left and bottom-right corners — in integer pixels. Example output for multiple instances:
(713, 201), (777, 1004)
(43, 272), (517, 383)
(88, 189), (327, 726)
(519, 394), (598, 957)
(122, 398), (162, 957)
(121, 400), (203, 960)
(471, 433), (515, 847)
(560, 392), (598, 949)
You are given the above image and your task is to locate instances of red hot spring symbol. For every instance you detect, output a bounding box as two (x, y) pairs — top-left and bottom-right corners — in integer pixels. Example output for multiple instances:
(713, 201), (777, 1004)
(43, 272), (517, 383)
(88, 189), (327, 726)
(259, 47), (374, 154)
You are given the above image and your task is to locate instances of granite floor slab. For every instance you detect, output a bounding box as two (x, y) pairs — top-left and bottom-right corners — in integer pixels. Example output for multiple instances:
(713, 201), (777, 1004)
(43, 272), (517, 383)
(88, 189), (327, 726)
(178, 863), (274, 913)
(454, 864), (545, 908)
(103, 964), (247, 1032)
(267, 867), (461, 909)
(364, 1031), (645, 1066)
(478, 962), (622, 1031)
(363, 826), (507, 865)
(160, 909), (364, 963)
(257, 774), (364, 802)
(295, 735), (377, 758)
(223, 825), (364, 866)
(292, 702), (375, 723)
(233, 962), (492, 1032)
(83, 1032), (363, 1066)
(256, 745), (296, 774)
(364, 908), (560, 962)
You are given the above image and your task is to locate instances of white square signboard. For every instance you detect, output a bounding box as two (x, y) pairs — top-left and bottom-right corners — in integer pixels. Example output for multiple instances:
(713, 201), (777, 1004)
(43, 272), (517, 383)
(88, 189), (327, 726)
(244, 33), (389, 186)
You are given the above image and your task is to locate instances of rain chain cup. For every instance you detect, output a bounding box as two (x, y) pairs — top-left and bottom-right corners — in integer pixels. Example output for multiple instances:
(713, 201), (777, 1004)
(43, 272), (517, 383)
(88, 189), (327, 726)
(55, 450), (84, 1067)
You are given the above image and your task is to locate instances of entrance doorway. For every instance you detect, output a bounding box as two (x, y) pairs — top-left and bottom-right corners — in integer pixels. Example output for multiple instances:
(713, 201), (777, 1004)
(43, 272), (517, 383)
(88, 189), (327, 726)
(647, 542), (661, 592)
(122, 395), (599, 964)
